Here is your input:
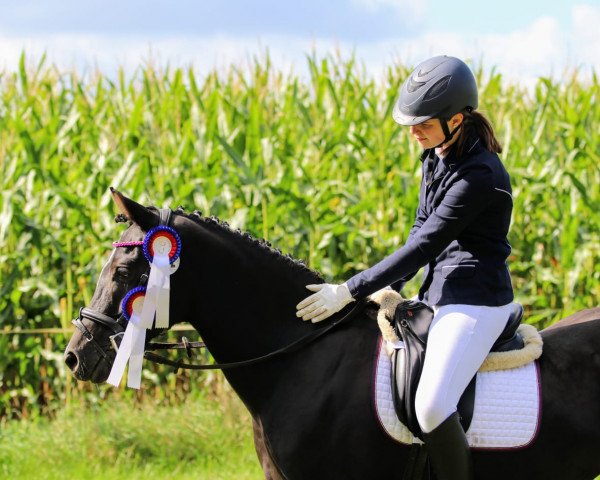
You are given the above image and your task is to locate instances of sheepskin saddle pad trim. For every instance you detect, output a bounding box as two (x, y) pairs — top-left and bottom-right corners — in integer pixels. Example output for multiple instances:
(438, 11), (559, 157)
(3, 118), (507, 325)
(373, 338), (542, 449)
(369, 289), (543, 372)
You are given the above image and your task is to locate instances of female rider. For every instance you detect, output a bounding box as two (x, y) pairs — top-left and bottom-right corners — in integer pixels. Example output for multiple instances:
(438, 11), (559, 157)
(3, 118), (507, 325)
(296, 55), (515, 480)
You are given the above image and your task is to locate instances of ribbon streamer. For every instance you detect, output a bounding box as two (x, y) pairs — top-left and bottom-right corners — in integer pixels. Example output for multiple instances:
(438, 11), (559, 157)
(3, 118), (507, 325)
(107, 311), (146, 388)
(139, 253), (171, 329)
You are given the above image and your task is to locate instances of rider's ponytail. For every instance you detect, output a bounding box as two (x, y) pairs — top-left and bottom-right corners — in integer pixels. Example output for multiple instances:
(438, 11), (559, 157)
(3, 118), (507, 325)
(450, 110), (503, 157)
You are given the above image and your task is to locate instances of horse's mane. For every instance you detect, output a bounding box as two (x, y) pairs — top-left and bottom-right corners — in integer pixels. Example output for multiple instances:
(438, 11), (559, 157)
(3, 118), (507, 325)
(183, 208), (324, 282)
(116, 205), (324, 282)
(117, 206), (323, 282)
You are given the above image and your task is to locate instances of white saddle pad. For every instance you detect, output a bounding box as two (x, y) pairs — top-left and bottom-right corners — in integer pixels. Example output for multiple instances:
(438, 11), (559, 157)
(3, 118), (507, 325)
(374, 338), (541, 449)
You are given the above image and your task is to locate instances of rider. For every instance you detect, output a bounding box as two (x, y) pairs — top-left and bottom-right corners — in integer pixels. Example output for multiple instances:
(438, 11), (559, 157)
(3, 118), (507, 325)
(296, 55), (515, 480)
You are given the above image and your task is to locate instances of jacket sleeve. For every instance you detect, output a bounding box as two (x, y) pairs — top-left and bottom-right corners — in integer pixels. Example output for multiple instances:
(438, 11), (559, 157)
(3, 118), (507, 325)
(346, 164), (495, 299)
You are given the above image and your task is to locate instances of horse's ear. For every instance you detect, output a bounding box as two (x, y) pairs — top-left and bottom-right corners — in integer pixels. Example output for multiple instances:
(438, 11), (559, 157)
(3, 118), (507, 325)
(110, 187), (159, 231)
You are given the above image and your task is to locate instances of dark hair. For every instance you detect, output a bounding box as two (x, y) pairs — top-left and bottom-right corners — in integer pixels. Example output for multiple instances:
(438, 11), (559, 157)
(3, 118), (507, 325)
(448, 110), (502, 157)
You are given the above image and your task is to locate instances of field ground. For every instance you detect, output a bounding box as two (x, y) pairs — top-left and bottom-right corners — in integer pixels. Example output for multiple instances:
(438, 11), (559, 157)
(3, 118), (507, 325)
(3, 390), (598, 479)
(0, 392), (262, 479)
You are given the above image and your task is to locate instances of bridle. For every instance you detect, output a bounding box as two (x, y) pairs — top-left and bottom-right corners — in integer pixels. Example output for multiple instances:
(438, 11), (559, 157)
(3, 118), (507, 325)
(71, 209), (180, 362)
(72, 208), (368, 373)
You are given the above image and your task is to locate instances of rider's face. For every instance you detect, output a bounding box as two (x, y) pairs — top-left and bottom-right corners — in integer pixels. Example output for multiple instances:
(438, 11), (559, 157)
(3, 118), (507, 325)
(409, 119), (445, 149)
(409, 113), (463, 150)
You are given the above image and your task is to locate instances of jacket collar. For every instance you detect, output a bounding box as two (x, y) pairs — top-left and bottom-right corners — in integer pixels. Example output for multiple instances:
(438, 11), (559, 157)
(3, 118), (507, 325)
(420, 133), (483, 166)
(420, 148), (436, 163)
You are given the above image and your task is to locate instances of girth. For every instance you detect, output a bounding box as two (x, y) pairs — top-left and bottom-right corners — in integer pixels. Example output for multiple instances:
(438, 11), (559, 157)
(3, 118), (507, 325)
(390, 300), (525, 440)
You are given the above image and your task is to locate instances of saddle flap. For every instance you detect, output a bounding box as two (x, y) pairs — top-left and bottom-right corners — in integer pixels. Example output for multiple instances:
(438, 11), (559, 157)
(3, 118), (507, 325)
(393, 300), (433, 343)
(390, 300), (475, 440)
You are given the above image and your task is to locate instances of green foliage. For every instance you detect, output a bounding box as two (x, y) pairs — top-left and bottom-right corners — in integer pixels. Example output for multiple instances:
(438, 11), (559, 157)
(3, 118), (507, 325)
(0, 53), (598, 418)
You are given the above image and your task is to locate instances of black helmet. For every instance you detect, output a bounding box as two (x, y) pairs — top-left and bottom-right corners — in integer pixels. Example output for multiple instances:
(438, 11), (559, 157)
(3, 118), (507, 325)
(392, 55), (478, 126)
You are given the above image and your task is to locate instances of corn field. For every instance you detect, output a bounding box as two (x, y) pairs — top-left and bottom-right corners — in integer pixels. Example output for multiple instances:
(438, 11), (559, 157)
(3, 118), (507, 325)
(0, 53), (598, 419)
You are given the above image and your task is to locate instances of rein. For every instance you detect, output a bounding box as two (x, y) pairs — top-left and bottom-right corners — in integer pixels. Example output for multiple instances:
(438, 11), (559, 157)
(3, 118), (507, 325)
(76, 300), (366, 372)
(144, 300), (367, 371)
(72, 306), (208, 365)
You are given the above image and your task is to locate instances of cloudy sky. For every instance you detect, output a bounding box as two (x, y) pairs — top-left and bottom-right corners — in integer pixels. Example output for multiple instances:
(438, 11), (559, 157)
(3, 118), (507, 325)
(0, 0), (598, 82)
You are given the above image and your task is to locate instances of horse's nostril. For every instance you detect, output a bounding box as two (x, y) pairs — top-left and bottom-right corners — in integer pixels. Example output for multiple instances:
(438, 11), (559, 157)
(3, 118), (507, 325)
(64, 351), (79, 371)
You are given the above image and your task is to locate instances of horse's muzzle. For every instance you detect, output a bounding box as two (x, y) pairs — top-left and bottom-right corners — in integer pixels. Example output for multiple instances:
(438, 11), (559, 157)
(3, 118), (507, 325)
(64, 345), (113, 384)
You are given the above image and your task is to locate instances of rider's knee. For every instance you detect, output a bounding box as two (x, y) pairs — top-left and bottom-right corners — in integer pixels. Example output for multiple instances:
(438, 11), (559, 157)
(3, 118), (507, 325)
(415, 389), (453, 434)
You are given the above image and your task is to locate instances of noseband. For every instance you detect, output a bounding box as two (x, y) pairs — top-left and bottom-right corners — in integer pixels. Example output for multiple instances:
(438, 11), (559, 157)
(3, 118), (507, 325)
(72, 306), (130, 361)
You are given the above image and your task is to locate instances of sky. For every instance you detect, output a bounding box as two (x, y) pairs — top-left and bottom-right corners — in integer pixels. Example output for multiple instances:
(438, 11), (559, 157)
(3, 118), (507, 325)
(0, 0), (598, 83)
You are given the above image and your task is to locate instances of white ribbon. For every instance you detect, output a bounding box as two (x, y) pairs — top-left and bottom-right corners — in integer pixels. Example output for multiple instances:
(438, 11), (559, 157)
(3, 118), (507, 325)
(107, 311), (146, 388)
(139, 252), (171, 329)
(107, 243), (174, 388)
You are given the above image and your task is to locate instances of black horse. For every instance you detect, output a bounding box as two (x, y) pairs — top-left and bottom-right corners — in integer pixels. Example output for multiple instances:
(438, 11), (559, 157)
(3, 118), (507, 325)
(64, 190), (600, 480)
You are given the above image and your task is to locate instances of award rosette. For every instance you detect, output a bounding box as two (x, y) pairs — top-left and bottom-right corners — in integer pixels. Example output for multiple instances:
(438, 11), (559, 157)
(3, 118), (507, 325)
(122, 286), (147, 323)
(107, 226), (182, 389)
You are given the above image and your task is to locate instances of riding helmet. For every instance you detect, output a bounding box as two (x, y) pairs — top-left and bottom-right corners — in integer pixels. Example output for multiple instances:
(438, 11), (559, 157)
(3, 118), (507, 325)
(392, 55), (478, 126)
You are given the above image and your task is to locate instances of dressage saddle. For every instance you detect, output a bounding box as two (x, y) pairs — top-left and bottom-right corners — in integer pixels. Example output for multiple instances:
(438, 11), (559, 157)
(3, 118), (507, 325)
(390, 300), (525, 440)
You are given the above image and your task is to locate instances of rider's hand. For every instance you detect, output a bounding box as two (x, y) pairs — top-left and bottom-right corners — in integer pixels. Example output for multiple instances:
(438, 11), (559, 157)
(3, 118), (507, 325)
(296, 283), (355, 323)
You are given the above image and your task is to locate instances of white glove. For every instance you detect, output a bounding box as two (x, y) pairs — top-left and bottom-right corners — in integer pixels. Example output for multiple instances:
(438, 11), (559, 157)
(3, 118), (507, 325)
(296, 283), (355, 323)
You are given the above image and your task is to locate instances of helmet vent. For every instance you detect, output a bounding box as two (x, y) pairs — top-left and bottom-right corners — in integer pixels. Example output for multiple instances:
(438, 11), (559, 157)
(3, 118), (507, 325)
(424, 76), (451, 100)
(407, 76), (426, 93)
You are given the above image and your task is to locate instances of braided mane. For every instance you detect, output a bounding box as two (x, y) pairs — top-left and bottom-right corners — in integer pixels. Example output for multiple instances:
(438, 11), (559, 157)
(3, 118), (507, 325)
(188, 207), (323, 281)
(185, 208), (323, 281)
(115, 206), (323, 281)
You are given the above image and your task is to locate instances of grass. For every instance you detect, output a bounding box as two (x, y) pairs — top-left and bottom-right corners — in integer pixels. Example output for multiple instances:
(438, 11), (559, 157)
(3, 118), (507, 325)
(0, 390), (262, 480)
(2, 390), (597, 480)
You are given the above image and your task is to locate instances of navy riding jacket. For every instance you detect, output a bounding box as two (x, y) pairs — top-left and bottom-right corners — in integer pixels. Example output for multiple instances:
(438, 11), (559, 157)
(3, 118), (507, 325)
(346, 135), (514, 307)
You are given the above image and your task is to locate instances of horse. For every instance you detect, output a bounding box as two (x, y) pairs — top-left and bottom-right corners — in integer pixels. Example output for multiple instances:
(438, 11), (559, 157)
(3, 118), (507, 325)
(64, 189), (600, 480)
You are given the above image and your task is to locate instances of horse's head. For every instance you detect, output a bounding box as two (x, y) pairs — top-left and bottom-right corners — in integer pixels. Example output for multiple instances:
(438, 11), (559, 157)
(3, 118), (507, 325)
(64, 189), (196, 383)
(65, 188), (326, 386)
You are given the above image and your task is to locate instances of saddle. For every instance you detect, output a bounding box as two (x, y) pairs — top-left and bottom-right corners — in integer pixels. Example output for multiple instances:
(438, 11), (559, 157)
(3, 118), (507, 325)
(390, 300), (525, 440)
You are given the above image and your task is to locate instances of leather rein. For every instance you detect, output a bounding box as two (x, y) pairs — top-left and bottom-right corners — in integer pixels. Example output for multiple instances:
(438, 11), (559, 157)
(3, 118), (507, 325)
(144, 300), (366, 371)
(72, 208), (367, 372)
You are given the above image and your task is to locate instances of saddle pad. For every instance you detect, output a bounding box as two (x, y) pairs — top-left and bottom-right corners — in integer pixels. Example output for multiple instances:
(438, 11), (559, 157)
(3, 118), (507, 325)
(373, 338), (541, 450)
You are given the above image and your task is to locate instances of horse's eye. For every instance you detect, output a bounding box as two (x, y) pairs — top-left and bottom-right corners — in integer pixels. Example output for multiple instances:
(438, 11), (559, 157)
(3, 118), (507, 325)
(115, 266), (131, 280)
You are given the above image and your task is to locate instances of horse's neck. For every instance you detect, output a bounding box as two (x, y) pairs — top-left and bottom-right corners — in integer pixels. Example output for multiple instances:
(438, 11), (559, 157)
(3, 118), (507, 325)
(189, 230), (322, 368)
(187, 241), (325, 410)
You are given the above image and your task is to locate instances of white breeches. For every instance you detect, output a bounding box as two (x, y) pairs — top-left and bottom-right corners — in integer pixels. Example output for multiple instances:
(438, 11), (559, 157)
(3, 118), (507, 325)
(414, 302), (514, 433)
